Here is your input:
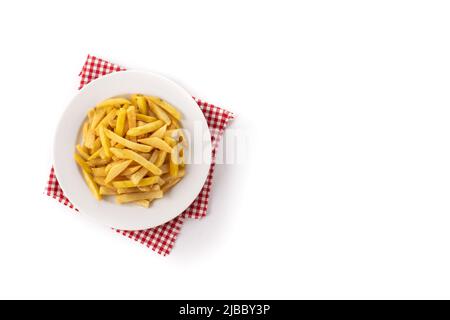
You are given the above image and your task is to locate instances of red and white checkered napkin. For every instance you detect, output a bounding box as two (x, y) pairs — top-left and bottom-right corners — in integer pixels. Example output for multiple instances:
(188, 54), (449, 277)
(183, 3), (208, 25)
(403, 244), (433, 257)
(46, 55), (235, 256)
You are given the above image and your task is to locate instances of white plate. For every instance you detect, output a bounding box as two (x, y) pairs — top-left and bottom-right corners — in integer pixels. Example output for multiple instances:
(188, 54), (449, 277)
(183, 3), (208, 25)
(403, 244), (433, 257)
(53, 70), (212, 230)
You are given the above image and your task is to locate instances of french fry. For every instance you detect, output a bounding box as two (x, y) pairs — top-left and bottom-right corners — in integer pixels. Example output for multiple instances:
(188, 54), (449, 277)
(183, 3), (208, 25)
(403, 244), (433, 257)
(137, 186), (152, 192)
(159, 100), (182, 120)
(74, 153), (92, 174)
(134, 199), (151, 207)
(148, 101), (171, 125)
(113, 143), (124, 149)
(130, 167), (148, 185)
(160, 163), (169, 174)
(87, 159), (109, 167)
(136, 95), (148, 115)
(121, 165), (141, 176)
(112, 176), (162, 189)
(130, 94), (139, 106)
(169, 144), (182, 177)
(136, 114), (157, 122)
(138, 137), (172, 153)
(104, 105), (113, 114)
(155, 151), (167, 167)
(110, 148), (162, 175)
(84, 127), (96, 149)
(169, 116), (181, 129)
(107, 160), (131, 174)
(150, 150), (159, 164)
(87, 108), (95, 123)
(115, 107), (127, 136)
(99, 145), (107, 160)
(115, 190), (163, 204)
(169, 157), (178, 178)
(105, 159), (133, 183)
(149, 124), (167, 139)
(138, 152), (152, 160)
(164, 136), (177, 147)
(99, 186), (117, 195)
(150, 184), (161, 191)
(105, 129), (152, 153)
(104, 162), (113, 175)
(178, 166), (185, 178)
(157, 176), (166, 186)
(92, 167), (107, 177)
(76, 144), (90, 160)
(126, 105), (137, 142)
(117, 187), (141, 194)
(124, 115), (130, 131)
(95, 108), (118, 134)
(82, 121), (89, 145)
(97, 98), (131, 108)
(165, 129), (187, 146)
(93, 176), (105, 185)
(178, 146), (185, 166)
(90, 137), (101, 154)
(88, 148), (102, 160)
(147, 107), (157, 117)
(93, 176), (114, 188)
(171, 144), (183, 165)
(91, 108), (106, 130)
(109, 118), (117, 128)
(147, 96), (182, 120)
(161, 173), (171, 181)
(126, 120), (165, 137)
(161, 178), (181, 193)
(82, 168), (102, 200)
(99, 126), (111, 159)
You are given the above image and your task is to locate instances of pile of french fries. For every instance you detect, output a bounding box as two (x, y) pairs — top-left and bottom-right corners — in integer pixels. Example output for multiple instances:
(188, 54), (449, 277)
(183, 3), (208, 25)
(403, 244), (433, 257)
(74, 94), (186, 207)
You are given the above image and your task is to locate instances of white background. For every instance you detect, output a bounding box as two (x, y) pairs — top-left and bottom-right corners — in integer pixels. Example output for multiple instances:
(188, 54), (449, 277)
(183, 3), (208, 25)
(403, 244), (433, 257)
(1, 0), (450, 299)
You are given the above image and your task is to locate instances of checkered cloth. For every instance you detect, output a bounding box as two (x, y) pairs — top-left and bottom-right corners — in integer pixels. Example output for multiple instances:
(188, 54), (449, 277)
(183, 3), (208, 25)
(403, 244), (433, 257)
(46, 55), (235, 256)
